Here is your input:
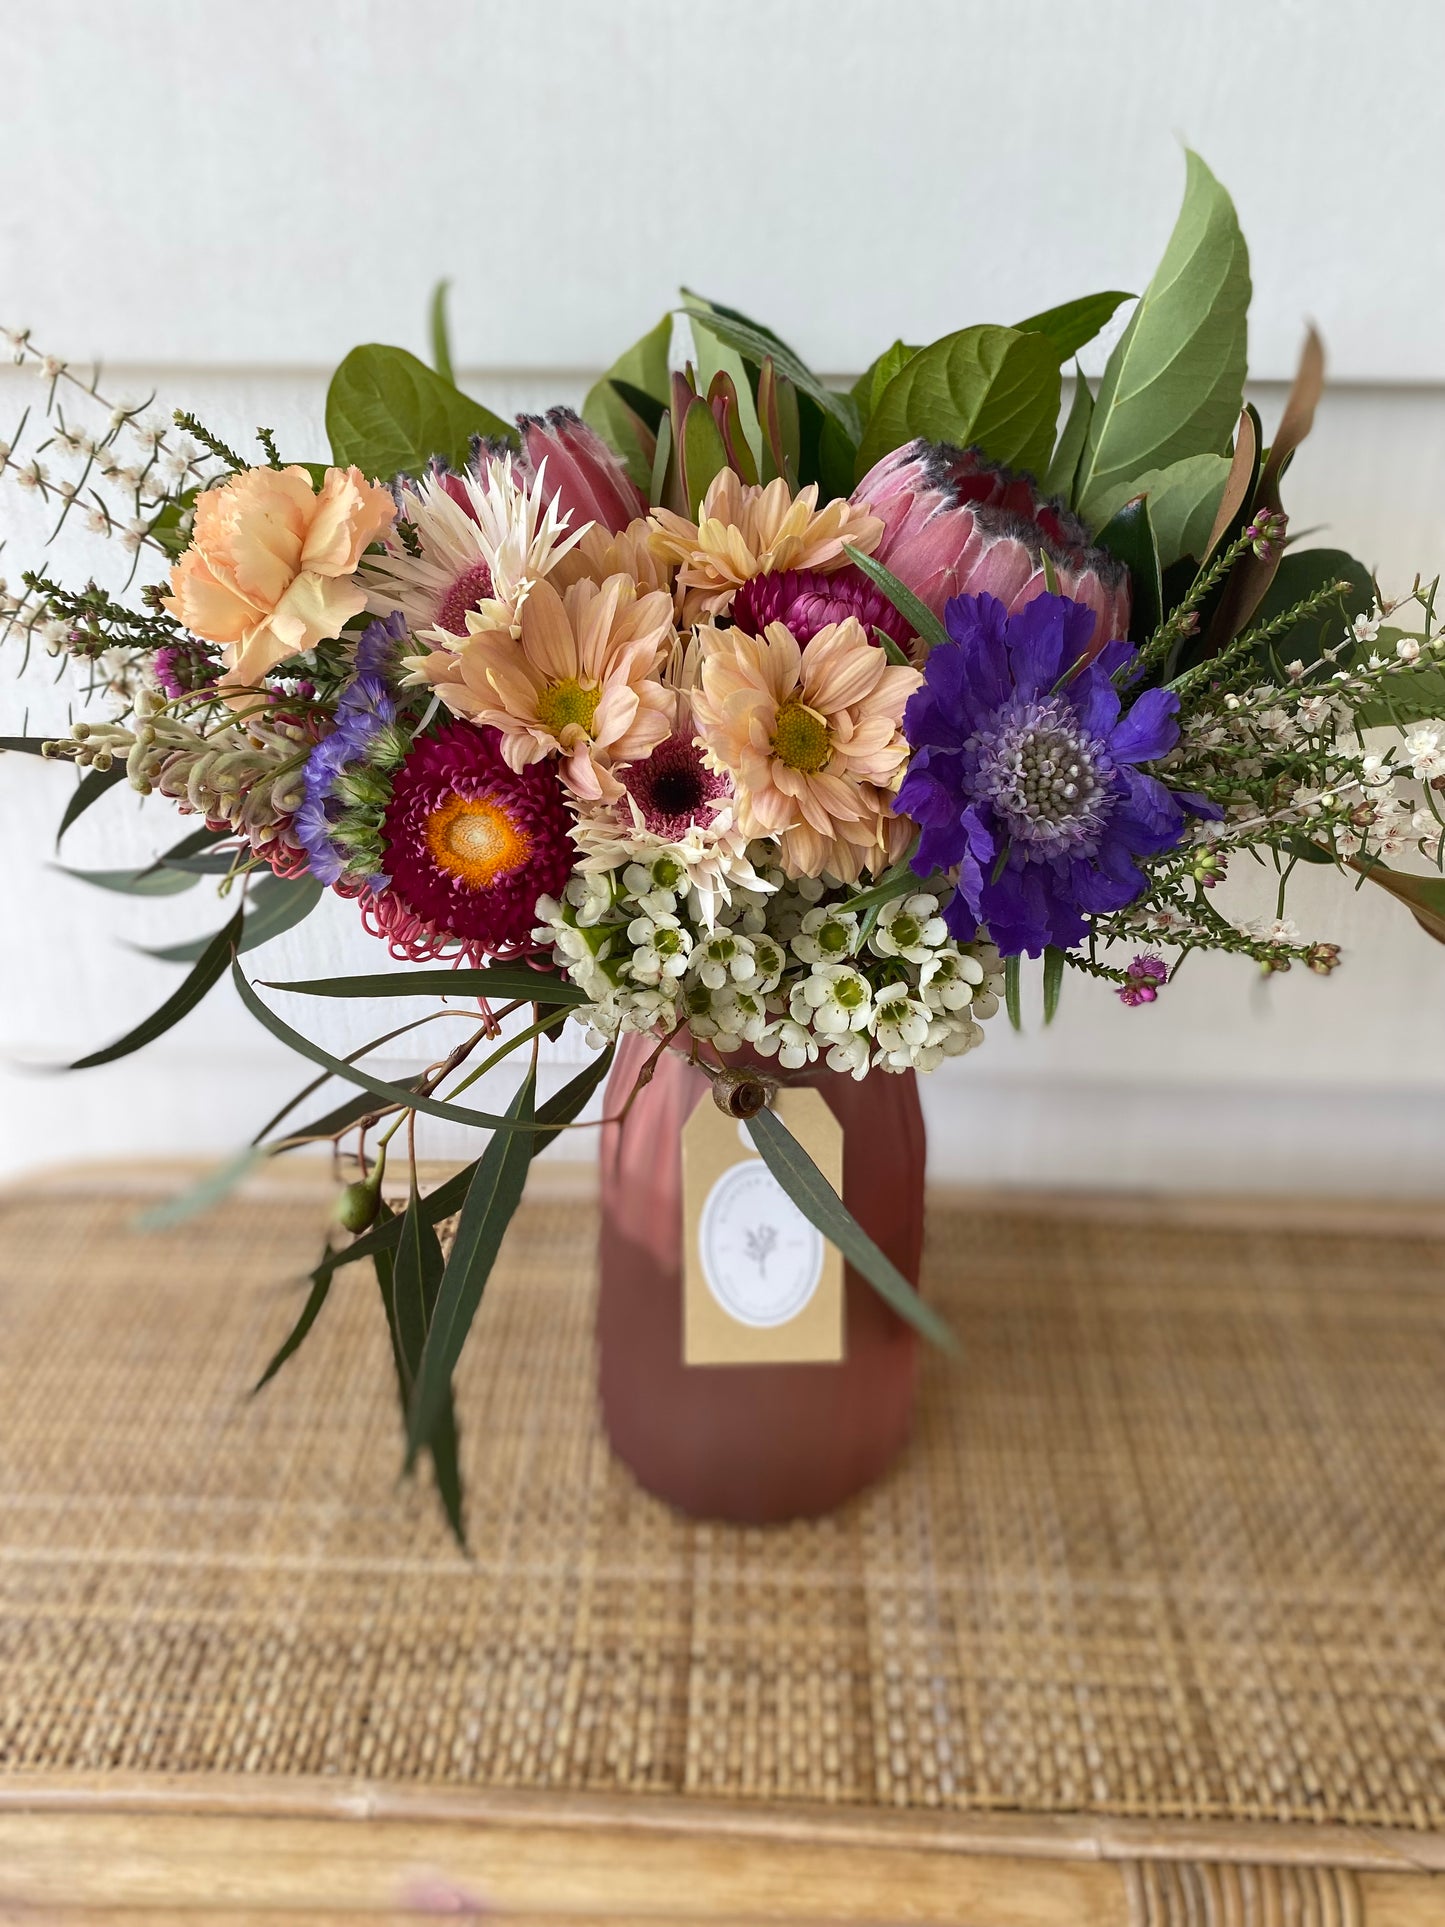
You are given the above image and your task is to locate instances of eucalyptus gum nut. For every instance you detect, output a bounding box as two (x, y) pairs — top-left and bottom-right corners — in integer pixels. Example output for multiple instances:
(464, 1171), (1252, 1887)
(335, 1179), (382, 1232)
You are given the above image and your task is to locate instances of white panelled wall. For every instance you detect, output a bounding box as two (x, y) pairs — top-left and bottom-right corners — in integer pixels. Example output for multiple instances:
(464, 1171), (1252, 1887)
(1, 0), (1443, 1192)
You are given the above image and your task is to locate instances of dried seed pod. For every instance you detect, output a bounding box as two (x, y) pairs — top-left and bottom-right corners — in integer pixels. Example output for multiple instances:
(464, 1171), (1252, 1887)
(710, 1067), (776, 1119)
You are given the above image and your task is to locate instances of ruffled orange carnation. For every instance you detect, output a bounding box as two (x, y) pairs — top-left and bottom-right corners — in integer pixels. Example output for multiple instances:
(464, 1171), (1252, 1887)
(690, 618), (920, 883)
(409, 573), (675, 802)
(650, 473), (882, 623)
(163, 465), (394, 692)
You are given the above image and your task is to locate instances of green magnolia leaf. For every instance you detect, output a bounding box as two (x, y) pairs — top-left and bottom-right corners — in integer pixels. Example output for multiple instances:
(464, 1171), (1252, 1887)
(142, 874), (323, 965)
(1075, 152), (1250, 521)
(56, 763), (129, 848)
(71, 907), (244, 1070)
(264, 966), (586, 1005)
(1093, 495), (1163, 643)
(58, 861), (199, 897)
(1356, 863), (1445, 945)
(1016, 291), (1133, 363)
(582, 313), (674, 491)
(681, 292), (856, 435)
(850, 340), (918, 422)
(1044, 366), (1093, 503)
(428, 279), (455, 386)
(1086, 453), (1231, 569)
(743, 1105), (958, 1354)
(326, 344), (514, 478)
(855, 325), (1060, 483)
(1042, 948), (1066, 1025)
(405, 1069), (537, 1468)
(1358, 661), (1445, 729)
(842, 543), (949, 654)
(1247, 548), (1372, 669)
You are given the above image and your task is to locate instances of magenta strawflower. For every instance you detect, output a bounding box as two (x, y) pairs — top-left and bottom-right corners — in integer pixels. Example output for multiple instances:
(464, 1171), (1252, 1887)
(728, 563), (914, 654)
(373, 720), (574, 957)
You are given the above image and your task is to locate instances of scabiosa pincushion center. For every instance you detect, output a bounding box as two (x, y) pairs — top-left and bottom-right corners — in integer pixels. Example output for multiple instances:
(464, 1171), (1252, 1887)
(379, 720), (574, 952)
(897, 592), (1190, 956)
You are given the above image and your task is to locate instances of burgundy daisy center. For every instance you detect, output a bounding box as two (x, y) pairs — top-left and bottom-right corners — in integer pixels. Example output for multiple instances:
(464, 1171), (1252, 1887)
(433, 558), (496, 636)
(620, 734), (731, 842)
(729, 564), (913, 653)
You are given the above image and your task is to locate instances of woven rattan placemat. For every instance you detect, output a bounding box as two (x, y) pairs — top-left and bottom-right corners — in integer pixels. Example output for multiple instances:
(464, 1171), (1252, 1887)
(0, 1174), (1440, 1835)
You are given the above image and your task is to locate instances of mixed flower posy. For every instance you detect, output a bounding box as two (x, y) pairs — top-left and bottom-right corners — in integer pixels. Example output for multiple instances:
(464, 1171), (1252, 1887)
(5, 153), (1444, 1529)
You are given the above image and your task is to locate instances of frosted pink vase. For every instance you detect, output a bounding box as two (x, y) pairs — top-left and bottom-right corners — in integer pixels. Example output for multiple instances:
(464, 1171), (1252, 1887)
(596, 1031), (926, 1522)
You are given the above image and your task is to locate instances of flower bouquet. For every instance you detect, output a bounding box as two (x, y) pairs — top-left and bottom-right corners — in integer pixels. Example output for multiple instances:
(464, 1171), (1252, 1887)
(5, 152), (1443, 1529)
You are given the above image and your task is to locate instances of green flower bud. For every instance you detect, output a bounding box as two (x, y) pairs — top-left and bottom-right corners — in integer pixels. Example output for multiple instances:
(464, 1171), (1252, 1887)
(335, 1177), (382, 1232)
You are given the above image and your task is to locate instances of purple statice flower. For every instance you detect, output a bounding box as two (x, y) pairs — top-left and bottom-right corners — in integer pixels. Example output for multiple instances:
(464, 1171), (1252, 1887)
(294, 612), (408, 887)
(896, 592), (1199, 957)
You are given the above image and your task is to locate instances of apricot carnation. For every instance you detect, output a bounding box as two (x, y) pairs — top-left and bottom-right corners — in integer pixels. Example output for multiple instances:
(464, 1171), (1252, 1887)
(411, 573), (675, 803)
(649, 473), (883, 623)
(163, 465), (394, 692)
(691, 618), (920, 882)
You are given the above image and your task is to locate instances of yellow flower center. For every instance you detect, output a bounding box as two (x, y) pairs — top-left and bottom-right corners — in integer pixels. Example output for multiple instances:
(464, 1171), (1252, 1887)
(425, 793), (532, 889)
(772, 698), (831, 773)
(535, 677), (602, 738)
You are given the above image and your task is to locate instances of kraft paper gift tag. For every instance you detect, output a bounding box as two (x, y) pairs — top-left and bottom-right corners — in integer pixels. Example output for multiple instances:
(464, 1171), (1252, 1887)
(682, 1087), (844, 1366)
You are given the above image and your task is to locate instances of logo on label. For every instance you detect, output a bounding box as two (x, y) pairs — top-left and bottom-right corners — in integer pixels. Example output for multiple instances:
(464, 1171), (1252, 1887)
(698, 1161), (825, 1328)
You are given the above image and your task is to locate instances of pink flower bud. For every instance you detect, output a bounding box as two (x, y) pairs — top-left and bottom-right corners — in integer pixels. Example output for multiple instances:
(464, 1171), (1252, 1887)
(516, 406), (647, 535)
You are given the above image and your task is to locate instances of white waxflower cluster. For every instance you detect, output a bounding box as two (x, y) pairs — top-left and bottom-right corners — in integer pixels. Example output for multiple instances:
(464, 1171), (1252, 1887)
(534, 852), (1004, 1078)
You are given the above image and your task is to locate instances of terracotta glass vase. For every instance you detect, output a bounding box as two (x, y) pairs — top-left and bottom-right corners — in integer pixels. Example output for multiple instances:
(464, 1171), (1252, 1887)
(596, 1030), (926, 1523)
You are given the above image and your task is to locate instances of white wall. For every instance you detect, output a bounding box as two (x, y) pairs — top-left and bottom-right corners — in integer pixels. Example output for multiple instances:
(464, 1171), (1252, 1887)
(2, 0), (1443, 1193)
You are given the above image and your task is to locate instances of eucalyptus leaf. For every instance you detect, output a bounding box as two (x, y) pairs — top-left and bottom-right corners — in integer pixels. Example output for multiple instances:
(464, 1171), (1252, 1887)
(1016, 291), (1133, 363)
(137, 823), (231, 879)
(326, 344), (514, 478)
(135, 1145), (269, 1231)
(142, 874), (322, 965)
(1087, 453), (1232, 569)
(0, 735), (50, 755)
(264, 966), (586, 1005)
(855, 325), (1060, 483)
(254, 1261), (339, 1392)
(1044, 366), (1093, 503)
(58, 861), (199, 897)
(405, 1069), (537, 1468)
(382, 1187), (464, 1543)
(743, 1105), (958, 1354)
(71, 907), (244, 1069)
(582, 313), (674, 490)
(56, 763), (129, 848)
(1075, 152), (1250, 521)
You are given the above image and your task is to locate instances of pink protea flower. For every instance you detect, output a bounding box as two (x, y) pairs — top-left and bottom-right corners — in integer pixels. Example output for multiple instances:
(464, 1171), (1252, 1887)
(517, 406), (648, 535)
(728, 563), (914, 655)
(371, 721), (574, 957)
(853, 440), (1130, 649)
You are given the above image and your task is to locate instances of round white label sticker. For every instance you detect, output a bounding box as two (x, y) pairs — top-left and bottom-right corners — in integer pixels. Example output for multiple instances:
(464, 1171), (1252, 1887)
(698, 1160), (825, 1328)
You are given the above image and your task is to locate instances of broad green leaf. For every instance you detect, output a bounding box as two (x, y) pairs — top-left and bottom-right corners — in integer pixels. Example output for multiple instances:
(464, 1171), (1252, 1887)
(1087, 453), (1231, 568)
(1356, 863), (1445, 945)
(1042, 947), (1066, 1025)
(1093, 495), (1162, 643)
(428, 279), (454, 386)
(326, 344), (514, 479)
(582, 313), (674, 491)
(1044, 366), (1093, 503)
(850, 340), (918, 422)
(405, 1069), (537, 1467)
(135, 1145), (269, 1231)
(1016, 291), (1133, 364)
(265, 966), (586, 1005)
(58, 861), (199, 897)
(234, 964), (558, 1132)
(855, 325), (1061, 483)
(1246, 548), (1372, 670)
(71, 907), (244, 1069)
(743, 1104), (958, 1354)
(1075, 152), (1250, 521)
(56, 763), (129, 848)
(142, 874), (323, 965)
(1358, 662), (1445, 729)
(681, 292), (856, 436)
(1004, 955), (1023, 1031)
(842, 543), (949, 654)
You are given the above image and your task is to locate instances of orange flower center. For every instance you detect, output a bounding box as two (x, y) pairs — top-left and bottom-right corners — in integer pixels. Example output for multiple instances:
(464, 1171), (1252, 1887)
(425, 793), (532, 889)
(772, 698), (831, 774)
(535, 677), (602, 738)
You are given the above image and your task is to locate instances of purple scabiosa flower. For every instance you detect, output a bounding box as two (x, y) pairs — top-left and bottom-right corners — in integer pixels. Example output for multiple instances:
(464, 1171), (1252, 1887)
(729, 563), (915, 655)
(896, 592), (1193, 957)
(294, 612), (410, 888)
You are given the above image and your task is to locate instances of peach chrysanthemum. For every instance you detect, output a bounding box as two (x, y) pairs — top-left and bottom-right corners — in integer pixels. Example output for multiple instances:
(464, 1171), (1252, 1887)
(649, 472), (883, 623)
(690, 618), (921, 883)
(411, 573), (675, 802)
